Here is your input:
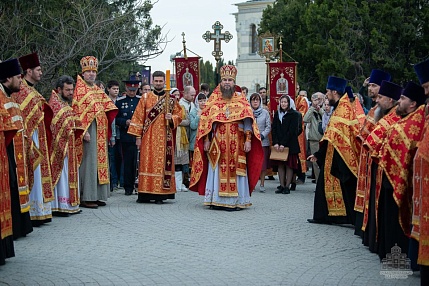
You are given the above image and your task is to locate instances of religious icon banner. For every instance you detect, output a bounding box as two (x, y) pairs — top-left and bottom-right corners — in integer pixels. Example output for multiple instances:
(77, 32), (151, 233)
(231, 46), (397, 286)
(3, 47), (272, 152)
(268, 62), (297, 115)
(173, 57), (200, 96)
(140, 66), (151, 85)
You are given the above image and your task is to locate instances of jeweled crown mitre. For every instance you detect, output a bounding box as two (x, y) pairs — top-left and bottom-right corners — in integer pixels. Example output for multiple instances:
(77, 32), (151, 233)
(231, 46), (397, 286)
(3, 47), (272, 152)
(80, 56), (98, 73)
(220, 65), (237, 81)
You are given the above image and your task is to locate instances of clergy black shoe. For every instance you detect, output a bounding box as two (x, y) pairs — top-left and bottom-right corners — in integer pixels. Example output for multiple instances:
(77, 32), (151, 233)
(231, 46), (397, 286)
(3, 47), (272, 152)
(95, 200), (106, 206)
(80, 201), (98, 209)
(154, 200), (164, 204)
(136, 198), (150, 203)
(52, 211), (70, 217)
(307, 219), (331, 225)
(282, 187), (290, 194)
(312, 179), (316, 184)
(125, 190), (133, 196)
(225, 207), (241, 211)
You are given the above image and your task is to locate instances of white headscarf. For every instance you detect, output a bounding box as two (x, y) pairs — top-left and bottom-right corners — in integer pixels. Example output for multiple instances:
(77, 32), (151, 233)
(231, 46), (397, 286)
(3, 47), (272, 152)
(277, 94), (296, 122)
(194, 93), (207, 111)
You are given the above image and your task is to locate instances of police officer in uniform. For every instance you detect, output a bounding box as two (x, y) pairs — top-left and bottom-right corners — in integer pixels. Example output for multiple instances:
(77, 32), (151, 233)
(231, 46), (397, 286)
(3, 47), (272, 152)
(115, 74), (141, 195)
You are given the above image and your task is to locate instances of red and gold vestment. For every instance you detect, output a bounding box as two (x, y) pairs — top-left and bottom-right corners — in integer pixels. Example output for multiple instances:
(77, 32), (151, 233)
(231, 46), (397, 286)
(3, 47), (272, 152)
(360, 107), (401, 232)
(322, 94), (360, 216)
(12, 79), (54, 202)
(72, 76), (117, 185)
(295, 95), (308, 173)
(128, 91), (182, 195)
(190, 86), (263, 197)
(49, 91), (84, 206)
(379, 105), (425, 236)
(412, 117), (429, 266)
(0, 97), (17, 238)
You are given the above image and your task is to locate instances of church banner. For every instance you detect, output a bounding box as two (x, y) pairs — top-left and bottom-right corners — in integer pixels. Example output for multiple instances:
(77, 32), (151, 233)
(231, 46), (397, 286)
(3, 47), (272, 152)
(268, 62), (297, 115)
(140, 66), (151, 85)
(173, 57), (200, 96)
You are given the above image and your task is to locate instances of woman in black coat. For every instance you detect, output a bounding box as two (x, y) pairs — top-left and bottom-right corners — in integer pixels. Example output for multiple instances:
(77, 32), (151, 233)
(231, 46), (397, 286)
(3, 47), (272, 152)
(271, 95), (301, 194)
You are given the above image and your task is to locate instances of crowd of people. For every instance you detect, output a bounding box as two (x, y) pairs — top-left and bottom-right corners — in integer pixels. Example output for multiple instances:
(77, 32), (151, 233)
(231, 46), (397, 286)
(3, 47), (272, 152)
(1, 53), (429, 285)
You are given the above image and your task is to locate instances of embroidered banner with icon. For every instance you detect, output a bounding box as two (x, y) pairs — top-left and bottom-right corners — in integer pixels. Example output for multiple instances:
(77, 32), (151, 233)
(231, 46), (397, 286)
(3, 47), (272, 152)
(173, 57), (200, 96)
(268, 62), (297, 115)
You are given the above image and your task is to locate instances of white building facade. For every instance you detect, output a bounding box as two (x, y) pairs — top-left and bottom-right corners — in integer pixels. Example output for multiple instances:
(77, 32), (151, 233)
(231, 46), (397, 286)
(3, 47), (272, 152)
(233, 0), (275, 94)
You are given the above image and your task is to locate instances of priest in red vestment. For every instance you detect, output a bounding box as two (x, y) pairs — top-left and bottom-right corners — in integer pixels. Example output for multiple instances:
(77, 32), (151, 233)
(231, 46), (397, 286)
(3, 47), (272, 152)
(354, 69), (391, 237)
(0, 59), (33, 239)
(72, 56), (118, 209)
(190, 65), (263, 211)
(377, 81), (426, 262)
(14, 52), (54, 226)
(360, 80), (402, 253)
(0, 59), (20, 265)
(128, 71), (182, 204)
(411, 58), (429, 284)
(49, 75), (84, 215)
(307, 76), (360, 225)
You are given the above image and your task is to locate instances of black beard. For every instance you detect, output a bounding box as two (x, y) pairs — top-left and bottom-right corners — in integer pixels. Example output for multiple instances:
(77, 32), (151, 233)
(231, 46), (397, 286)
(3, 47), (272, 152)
(220, 85), (234, 99)
(60, 94), (72, 104)
(328, 98), (336, 106)
(395, 106), (409, 117)
(10, 85), (21, 92)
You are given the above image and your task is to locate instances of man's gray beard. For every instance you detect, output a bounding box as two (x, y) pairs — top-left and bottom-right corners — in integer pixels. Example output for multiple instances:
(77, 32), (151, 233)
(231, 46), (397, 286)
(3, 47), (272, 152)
(374, 106), (383, 122)
(220, 85), (234, 99)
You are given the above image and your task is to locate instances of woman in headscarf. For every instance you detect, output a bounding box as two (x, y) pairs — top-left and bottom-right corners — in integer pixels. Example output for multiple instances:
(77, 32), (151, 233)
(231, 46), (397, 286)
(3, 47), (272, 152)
(172, 88), (190, 192)
(249, 93), (271, 192)
(189, 92), (207, 155)
(271, 95), (301, 194)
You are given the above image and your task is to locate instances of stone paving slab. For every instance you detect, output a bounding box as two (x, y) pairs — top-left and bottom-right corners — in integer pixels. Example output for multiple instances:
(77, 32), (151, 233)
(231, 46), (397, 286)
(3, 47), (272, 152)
(0, 176), (420, 285)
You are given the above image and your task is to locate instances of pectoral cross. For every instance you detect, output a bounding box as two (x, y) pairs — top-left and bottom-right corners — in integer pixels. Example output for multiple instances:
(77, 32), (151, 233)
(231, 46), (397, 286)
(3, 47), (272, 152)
(225, 107), (230, 119)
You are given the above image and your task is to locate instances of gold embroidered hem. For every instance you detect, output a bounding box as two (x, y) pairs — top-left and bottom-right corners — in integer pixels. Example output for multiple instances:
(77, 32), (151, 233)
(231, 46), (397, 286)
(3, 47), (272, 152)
(29, 214), (52, 221)
(203, 202), (252, 208)
(324, 143), (346, 216)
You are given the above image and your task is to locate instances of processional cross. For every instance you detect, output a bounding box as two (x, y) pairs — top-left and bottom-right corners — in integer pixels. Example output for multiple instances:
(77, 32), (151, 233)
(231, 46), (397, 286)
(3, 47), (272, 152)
(202, 21), (233, 84)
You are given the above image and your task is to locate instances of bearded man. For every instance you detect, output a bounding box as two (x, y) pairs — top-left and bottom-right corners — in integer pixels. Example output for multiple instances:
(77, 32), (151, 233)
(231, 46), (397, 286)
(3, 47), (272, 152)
(190, 65), (263, 211)
(49, 75), (84, 215)
(128, 71), (182, 204)
(14, 52), (54, 226)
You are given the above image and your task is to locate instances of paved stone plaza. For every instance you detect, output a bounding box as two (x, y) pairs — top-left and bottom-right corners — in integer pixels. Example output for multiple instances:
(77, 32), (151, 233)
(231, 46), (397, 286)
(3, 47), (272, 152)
(0, 177), (420, 285)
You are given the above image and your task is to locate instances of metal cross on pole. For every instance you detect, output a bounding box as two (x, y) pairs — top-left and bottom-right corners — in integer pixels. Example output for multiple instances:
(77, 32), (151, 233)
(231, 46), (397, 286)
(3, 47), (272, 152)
(202, 21), (233, 85)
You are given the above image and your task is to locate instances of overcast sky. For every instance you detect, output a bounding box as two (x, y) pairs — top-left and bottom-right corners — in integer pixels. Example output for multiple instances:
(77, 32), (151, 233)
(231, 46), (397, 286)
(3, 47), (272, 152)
(144, 0), (240, 73)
